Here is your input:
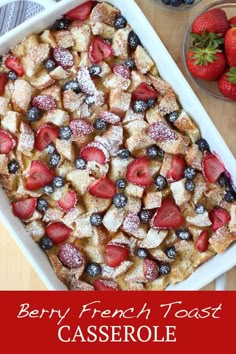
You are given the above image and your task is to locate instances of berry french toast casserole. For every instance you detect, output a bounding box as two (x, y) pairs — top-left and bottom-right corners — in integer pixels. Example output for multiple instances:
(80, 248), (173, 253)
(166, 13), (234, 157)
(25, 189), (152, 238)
(0, 1), (236, 291)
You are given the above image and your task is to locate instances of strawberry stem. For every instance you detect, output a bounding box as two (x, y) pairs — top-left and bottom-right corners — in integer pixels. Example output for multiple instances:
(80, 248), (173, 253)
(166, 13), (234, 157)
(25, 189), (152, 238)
(191, 31), (224, 49)
(226, 67), (236, 84)
(190, 47), (220, 65)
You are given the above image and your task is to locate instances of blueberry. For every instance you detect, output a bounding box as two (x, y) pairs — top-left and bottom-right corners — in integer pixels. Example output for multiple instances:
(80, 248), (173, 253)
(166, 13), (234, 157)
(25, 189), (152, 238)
(166, 111), (179, 124)
(114, 15), (127, 29)
(218, 173), (231, 189)
(53, 176), (65, 188)
(159, 263), (171, 275)
(26, 106), (42, 122)
(39, 236), (54, 250)
(170, 0), (182, 6)
(133, 100), (147, 113)
(85, 263), (102, 277)
(74, 158), (87, 170)
(49, 153), (61, 167)
(185, 179), (195, 191)
(45, 143), (56, 155)
(116, 178), (127, 189)
(124, 58), (136, 70)
(154, 175), (168, 191)
(44, 59), (56, 72)
(224, 191), (236, 203)
(195, 204), (205, 214)
(63, 80), (80, 93)
(139, 209), (153, 224)
(147, 97), (156, 108)
(162, 0), (171, 4)
(43, 185), (54, 195)
(136, 247), (149, 259)
(7, 71), (17, 80)
(113, 193), (128, 208)
(184, 166), (196, 180)
(93, 118), (107, 130)
(90, 213), (103, 226)
(54, 18), (70, 30)
(36, 198), (49, 212)
(176, 228), (191, 241)
(165, 246), (176, 259)
(196, 138), (210, 152)
(85, 95), (95, 105)
(128, 31), (141, 50)
(88, 65), (102, 77)
(146, 145), (165, 160)
(8, 159), (19, 174)
(59, 126), (72, 140)
(117, 149), (131, 159)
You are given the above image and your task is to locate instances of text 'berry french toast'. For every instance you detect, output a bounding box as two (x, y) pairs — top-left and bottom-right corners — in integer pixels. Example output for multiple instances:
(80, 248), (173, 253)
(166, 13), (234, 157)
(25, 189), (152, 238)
(0, 1), (236, 291)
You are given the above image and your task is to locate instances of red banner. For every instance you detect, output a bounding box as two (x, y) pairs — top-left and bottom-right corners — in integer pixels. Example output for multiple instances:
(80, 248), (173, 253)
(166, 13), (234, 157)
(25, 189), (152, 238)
(1, 291), (235, 353)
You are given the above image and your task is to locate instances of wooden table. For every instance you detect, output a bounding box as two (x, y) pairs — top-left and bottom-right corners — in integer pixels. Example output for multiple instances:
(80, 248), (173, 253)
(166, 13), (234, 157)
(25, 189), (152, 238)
(0, 0), (235, 290)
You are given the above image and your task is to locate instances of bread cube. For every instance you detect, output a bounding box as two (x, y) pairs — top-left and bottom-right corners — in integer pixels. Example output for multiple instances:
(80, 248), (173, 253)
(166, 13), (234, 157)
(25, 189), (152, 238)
(102, 205), (126, 232)
(104, 73), (131, 91)
(25, 220), (45, 241)
(143, 191), (162, 209)
(1, 111), (21, 134)
(148, 74), (172, 95)
(112, 27), (130, 59)
(139, 229), (168, 249)
(21, 43), (50, 77)
(74, 214), (93, 238)
(0, 97), (9, 116)
(159, 91), (179, 116)
(186, 211), (212, 227)
(55, 139), (75, 161)
(17, 122), (35, 155)
(63, 91), (84, 112)
(43, 109), (69, 126)
(123, 108), (145, 123)
(173, 110), (201, 143)
(170, 179), (191, 206)
(90, 2), (120, 26)
(91, 22), (115, 39)
(70, 24), (91, 52)
(126, 183), (144, 198)
(135, 45), (154, 74)
(83, 192), (112, 213)
(54, 30), (74, 48)
(40, 29), (57, 48)
(50, 66), (70, 80)
(30, 69), (55, 90)
(12, 79), (33, 112)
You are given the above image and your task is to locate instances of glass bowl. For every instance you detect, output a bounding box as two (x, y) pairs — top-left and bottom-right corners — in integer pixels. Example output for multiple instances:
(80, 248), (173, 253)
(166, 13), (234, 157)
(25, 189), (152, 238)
(182, 1), (236, 102)
(153, 0), (202, 12)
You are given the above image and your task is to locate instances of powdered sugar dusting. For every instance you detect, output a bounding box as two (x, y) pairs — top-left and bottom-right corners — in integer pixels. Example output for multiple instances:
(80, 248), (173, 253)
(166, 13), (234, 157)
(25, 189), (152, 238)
(100, 279), (118, 289)
(77, 67), (97, 96)
(101, 111), (121, 123)
(81, 141), (110, 162)
(58, 243), (84, 269)
(32, 95), (57, 111)
(69, 119), (94, 137)
(18, 122), (35, 152)
(148, 121), (177, 141)
(123, 212), (140, 233)
(53, 47), (74, 69)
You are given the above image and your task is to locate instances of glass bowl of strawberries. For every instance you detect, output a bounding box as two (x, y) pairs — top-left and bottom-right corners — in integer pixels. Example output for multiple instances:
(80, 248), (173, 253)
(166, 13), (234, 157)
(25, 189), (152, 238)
(183, 1), (236, 101)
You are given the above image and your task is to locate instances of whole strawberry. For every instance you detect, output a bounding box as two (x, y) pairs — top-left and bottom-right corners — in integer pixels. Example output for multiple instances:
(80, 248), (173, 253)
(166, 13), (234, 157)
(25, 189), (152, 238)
(192, 8), (229, 36)
(224, 27), (236, 67)
(186, 48), (226, 81)
(218, 67), (236, 100)
(229, 16), (236, 27)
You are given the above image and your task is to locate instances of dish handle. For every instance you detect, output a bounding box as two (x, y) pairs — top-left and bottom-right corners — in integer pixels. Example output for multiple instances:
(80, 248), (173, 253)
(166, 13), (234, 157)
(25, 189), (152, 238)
(215, 273), (227, 290)
(0, 0), (55, 8)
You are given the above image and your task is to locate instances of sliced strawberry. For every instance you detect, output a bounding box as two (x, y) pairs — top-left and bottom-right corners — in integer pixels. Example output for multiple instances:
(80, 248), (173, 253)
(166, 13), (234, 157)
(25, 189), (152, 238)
(195, 230), (210, 252)
(88, 175), (116, 199)
(132, 82), (158, 101)
(94, 279), (119, 291)
(26, 160), (55, 190)
(126, 157), (152, 187)
(166, 156), (186, 182)
(35, 123), (59, 151)
(57, 191), (78, 212)
(0, 130), (17, 154)
(152, 198), (184, 229)
(202, 152), (225, 183)
(32, 95), (57, 111)
(80, 144), (106, 165)
(105, 243), (130, 267)
(112, 63), (131, 79)
(144, 259), (159, 282)
(0, 73), (8, 96)
(89, 37), (113, 64)
(69, 119), (94, 138)
(5, 56), (24, 76)
(53, 47), (74, 69)
(46, 222), (72, 245)
(58, 243), (84, 268)
(12, 197), (37, 220)
(65, 1), (94, 21)
(209, 207), (231, 232)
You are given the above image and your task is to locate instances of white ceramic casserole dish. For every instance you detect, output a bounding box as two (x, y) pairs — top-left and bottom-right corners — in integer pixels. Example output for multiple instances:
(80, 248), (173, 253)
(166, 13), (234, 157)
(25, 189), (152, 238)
(0, 0), (236, 290)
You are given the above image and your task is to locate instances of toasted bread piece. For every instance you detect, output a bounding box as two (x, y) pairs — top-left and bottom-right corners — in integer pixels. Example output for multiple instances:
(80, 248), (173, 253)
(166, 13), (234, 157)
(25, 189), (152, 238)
(159, 91), (179, 115)
(139, 229), (168, 249)
(112, 27), (130, 59)
(126, 183), (144, 198)
(0, 97), (9, 116)
(40, 29), (57, 48)
(145, 276), (170, 290)
(55, 139), (75, 161)
(173, 110), (201, 143)
(83, 243), (105, 263)
(54, 30), (74, 48)
(124, 120), (149, 136)
(123, 108), (145, 123)
(186, 210), (212, 227)
(209, 226), (236, 253)
(229, 205), (236, 233)
(135, 45), (154, 74)
(91, 22), (115, 39)
(102, 205), (126, 232)
(12, 79), (33, 112)
(70, 24), (91, 52)
(74, 213), (93, 238)
(63, 91), (84, 112)
(43, 208), (64, 223)
(170, 179), (191, 206)
(143, 191), (162, 209)
(0, 155), (9, 175)
(1, 111), (21, 134)
(109, 156), (132, 180)
(17, 122), (35, 155)
(67, 170), (94, 195)
(63, 206), (86, 227)
(50, 66), (70, 80)
(146, 106), (163, 125)
(42, 84), (62, 108)
(21, 43), (50, 77)
(148, 74), (172, 95)
(109, 89), (131, 116)
(126, 133), (154, 155)
(104, 73), (131, 91)
(90, 2), (120, 26)
(129, 70), (150, 91)
(185, 144), (203, 171)
(30, 69), (55, 90)
(83, 192), (112, 213)
(43, 109), (69, 126)
(86, 161), (109, 179)
(25, 220), (45, 241)
(123, 258), (147, 283)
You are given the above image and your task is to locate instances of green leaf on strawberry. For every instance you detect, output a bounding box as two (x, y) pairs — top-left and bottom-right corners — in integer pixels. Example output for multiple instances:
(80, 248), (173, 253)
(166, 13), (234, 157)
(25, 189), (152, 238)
(191, 31), (224, 49)
(218, 67), (236, 100)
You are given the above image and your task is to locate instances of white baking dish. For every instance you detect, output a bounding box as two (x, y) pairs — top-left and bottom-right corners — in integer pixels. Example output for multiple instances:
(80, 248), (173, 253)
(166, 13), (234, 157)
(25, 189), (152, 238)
(1, 0), (236, 290)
